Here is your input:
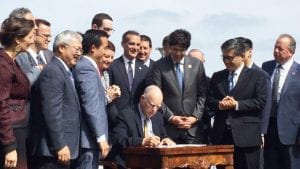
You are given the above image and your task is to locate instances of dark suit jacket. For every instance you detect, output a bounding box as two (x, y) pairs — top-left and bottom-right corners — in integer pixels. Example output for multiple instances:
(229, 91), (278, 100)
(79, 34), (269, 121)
(107, 56), (149, 126)
(73, 56), (108, 150)
(110, 106), (168, 169)
(29, 57), (81, 159)
(262, 60), (300, 145)
(208, 67), (267, 147)
(251, 63), (272, 134)
(146, 56), (207, 142)
(16, 49), (53, 86)
(0, 49), (30, 154)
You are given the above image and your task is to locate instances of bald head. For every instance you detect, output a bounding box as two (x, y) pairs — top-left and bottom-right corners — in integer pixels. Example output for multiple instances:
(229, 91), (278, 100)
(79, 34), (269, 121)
(140, 85), (163, 118)
(188, 49), (205, 63)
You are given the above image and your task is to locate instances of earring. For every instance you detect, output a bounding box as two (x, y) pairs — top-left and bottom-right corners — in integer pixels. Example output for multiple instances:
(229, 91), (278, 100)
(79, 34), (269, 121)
(15, 45), (21, 53)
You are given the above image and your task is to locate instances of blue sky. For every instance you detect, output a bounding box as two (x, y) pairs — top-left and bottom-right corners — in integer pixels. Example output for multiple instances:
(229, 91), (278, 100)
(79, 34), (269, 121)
(1, 0), (299, 75)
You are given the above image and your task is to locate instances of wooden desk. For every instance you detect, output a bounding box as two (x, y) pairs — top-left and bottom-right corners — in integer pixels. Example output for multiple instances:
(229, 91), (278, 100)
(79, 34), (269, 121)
(124, 145), (234, 169)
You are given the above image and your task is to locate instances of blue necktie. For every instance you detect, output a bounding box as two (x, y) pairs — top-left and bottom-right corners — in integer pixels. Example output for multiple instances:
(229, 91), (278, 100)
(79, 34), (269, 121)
(127, 61), (133, 90)
(175, 63), (183, 90)
(228, 72), (236, 91)
(68, 70), (75, 87)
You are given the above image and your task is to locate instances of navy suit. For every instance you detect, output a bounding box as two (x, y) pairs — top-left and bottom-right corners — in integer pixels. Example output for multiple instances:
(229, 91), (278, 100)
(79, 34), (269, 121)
(16, 49), (53, 86)
(108, 56), (149, 126)
(208, 66), (267, 169)
(110, 106), (168, 169)
(262, 60), (300, 169)
(73, 56), (108, 169)
(29, 57), (80, 167)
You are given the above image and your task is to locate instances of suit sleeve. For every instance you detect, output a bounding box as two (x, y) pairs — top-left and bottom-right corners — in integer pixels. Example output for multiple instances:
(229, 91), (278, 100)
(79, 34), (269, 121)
(192, 63), (207, 119)
(146, 62), (175, 120)
(238, 71), (267, 112)
(74, 64), (108, 140)
(111, 110), (143, 148)
(16, 52), (41, 86)
(38, 69), (66, 151)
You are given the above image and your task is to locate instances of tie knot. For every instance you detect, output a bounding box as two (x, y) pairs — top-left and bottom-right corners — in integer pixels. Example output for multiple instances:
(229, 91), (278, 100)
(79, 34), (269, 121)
(277, 64), (283, 69)
(128, 61), (132, 65)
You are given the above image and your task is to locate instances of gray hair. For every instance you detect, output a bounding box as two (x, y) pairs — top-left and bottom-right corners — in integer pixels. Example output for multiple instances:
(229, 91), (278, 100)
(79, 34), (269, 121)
(278, 34), (296, 54)
(143, 85), (163, 99)
(9, 8), (32, 19)
(53, 30), (82, 53)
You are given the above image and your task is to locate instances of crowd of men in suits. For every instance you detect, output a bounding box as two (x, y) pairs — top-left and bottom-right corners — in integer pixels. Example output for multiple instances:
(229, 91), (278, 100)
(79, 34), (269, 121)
(1, 7), (300, 169)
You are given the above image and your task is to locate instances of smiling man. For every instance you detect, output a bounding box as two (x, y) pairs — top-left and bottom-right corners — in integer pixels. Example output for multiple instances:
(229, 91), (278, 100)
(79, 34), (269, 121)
(208, 38), (267, 169)
(29, 30), (82, 169)
(108, 30), (149, 128)
(147, 29), (207, 144)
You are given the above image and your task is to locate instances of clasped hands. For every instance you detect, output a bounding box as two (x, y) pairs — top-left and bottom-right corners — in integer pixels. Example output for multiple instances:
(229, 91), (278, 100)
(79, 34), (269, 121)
(170, 116), (198, 129)
(218, 96), (237, 110)
(142, 136), (176, 147)
(107, 84), (121, 101)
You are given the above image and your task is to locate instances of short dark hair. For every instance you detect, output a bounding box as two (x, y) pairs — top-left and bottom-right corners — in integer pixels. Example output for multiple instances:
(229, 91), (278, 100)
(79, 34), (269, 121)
(221, 38), (246, 57)
(107, 40), (115, 52)
(0, 17), (34, 47)
(9, 7), (32, 19)
(235, 37), (253, 50)
(35, 18), (51, 27)
(140, 35), (152, 48)
(82, 29), (108, 55)
(121, 30), (140, 43)
(168, 29), (191, 49)
(162, 35), (169, 47)
(91, 13), (113, 27)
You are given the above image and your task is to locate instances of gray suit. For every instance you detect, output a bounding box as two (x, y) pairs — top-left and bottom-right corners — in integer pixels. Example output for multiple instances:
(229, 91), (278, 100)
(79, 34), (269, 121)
(146, 56), (207, 143)
(16, 49), (53, 86)
(73, 56), (108, 169)
(29, 57), (81, 160)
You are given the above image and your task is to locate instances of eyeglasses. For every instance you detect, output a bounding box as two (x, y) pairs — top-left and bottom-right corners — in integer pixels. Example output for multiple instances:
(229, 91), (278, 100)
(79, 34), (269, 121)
(102, 27), (115, 32)
(144, 97), (161, 110)
(65, 44), (83, 54)
(36, 33), (52, 40)
(221, 55), (236, 62)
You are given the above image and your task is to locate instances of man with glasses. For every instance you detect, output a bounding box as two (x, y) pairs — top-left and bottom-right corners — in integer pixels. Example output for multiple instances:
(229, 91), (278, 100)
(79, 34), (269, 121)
(207, 38), (267, 169)
(16, 18), (53, 86)
(110, 85), (175, 169)
(29, 30), (82, 169)
(91, 13), (114, 37)
(146, 29), (207, 144)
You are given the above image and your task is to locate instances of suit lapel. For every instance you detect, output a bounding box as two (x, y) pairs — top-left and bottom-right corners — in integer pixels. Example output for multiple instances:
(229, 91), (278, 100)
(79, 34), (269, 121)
(218, 70), (230, 95)
(166, 57), (182, 94)
(281, 62), (299, 96)
(134, 106), (143, 137)
(183, 57), (191, 93)
(116, 57), (131, 93)
(54, 58), (80, 105)
(28, 53), (38, 66)
(132, 60), (143, 93)
(230, 67), (249, 94)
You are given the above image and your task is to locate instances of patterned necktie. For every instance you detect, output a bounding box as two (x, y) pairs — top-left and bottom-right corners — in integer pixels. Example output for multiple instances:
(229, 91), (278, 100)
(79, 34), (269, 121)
(36, 54), (45, 65)
(175, 63), (183, 90)
(270, 64), (282, 117)
(272, 64), (282, 103)
(143, 118), (149, 138)
(127, 61), (133, 90)
(228, 72), (236, 91)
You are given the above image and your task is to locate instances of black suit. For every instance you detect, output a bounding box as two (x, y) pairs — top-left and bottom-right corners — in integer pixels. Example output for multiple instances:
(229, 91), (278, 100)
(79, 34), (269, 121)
(208, 66), (267, 169)
(108, 56), (149, 127)
(146, 56), (207, 143)
(109, 106), (168, 169)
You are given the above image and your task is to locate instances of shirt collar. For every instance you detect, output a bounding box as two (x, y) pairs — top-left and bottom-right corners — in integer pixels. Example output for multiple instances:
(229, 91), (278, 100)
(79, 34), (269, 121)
(279, 58), (294, 71)
(83, 55), (98, 70)
(27, 47), (38, 58)
(55, 56), (71, 72)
